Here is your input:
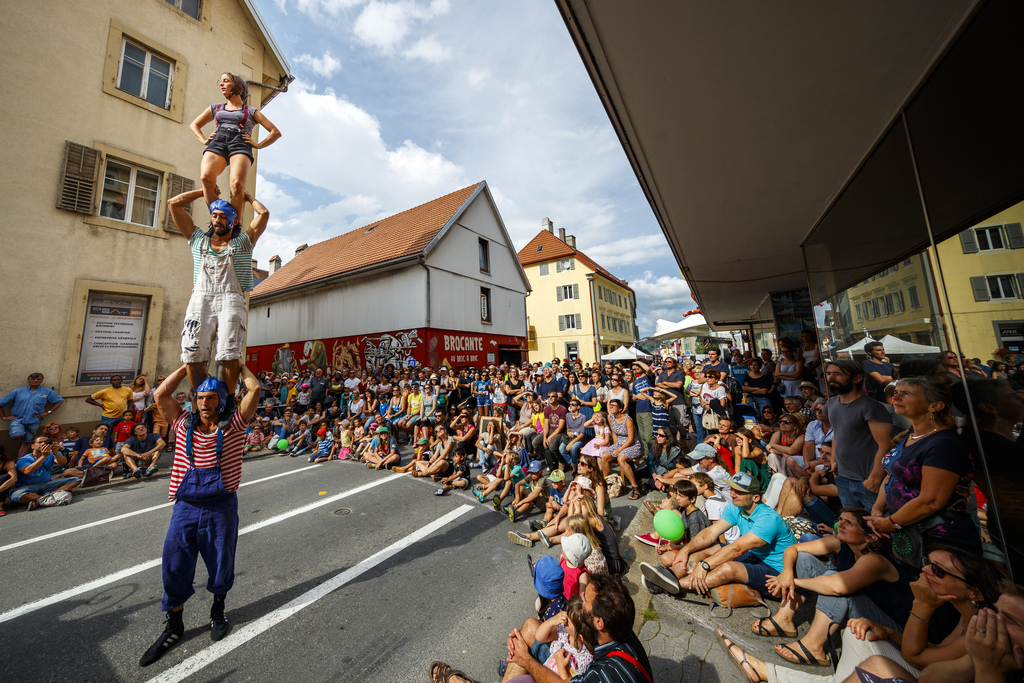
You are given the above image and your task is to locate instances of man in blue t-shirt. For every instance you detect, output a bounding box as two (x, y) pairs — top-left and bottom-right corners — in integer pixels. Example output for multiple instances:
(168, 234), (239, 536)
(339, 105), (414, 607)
(862, 341), (895, 401)
(639, 471), (793, 597)
(10, 435), (81, 509)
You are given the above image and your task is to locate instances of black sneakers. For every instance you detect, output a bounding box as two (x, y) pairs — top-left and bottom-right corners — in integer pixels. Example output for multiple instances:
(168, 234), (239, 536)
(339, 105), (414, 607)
(139, 611), (184, 667)
(210, 594), (230, 641)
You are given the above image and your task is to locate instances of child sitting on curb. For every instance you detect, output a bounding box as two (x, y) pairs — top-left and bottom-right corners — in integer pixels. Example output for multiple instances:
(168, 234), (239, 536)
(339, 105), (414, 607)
(435, 449), (470, 496)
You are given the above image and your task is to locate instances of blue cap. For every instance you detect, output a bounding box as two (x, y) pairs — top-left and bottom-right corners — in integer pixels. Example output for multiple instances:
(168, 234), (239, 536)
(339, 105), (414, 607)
(196, 377), (228, 412)
(726, 471), (762, 495)
(528, 460), (543, 474)
(209, 200), (237, 226)
(533, 555), (564, 599)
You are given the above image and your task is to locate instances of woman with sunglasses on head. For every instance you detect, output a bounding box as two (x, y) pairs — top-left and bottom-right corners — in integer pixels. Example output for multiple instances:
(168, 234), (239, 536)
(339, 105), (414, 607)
(718, 543), (1003, 683)
(766, 413), (807, 476)
(866, 378), (981, 558)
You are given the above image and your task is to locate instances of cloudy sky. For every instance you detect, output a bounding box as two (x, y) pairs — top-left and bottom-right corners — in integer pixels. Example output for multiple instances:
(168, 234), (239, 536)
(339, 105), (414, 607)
(249, 0), (696, 335)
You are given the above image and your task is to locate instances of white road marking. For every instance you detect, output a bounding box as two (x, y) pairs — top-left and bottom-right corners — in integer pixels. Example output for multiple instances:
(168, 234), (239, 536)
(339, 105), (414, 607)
(0, 473), (403, 624)
(0, 465), (324, 554)
(145, 504), (475, 683)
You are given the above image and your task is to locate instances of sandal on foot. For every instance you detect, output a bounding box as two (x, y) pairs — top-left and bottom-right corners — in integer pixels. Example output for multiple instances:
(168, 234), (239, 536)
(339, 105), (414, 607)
(715, 630), (764, 683)
(775, 640), (830, 667)
(751, 616), (798, 638)
(628, 489), (641, 500)
(643, 499), (661, 515)
(429, 661), (470, 683)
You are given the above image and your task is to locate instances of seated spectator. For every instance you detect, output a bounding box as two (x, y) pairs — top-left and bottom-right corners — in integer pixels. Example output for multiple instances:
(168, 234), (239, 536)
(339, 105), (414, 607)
(766, 413), (807, 477)
(759, 405), (780, 430)
(308, 427), (336, 463)
(639, 471), (794, 597)
(408, 424), (455, 478)
(364, 426), (399, 469)
(121, 422), (167, 478)
(784, 394), (813, 419)
(635, 478), (711, 549)
(774, 441), (841, 528)
(245, 420), (267, 452)
(473, 445), (525, 507)
(0, 445), (17, 516)
(81, 434), (122, 469)
(505, 461), (549, 522)
(716, 543), (1003, 683)
(284, 420), (311, 457)
(10, 435), (81, 509)
(748, 508), (916, 668)
(435, 448), (470, 495)
(560, 532), (593, 600)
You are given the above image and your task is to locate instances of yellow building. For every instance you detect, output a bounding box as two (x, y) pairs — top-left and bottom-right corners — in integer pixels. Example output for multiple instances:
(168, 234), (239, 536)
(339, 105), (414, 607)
(844, 200), (1024, 360)
(0, 0), (291, 449)
(517, 220), (637, 365)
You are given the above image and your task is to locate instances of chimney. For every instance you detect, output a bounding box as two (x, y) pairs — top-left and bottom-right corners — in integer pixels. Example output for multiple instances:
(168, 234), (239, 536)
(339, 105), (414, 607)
(251, 258), (258, 270)
(558, 227), (567, 243)
(269, 255), (282, 274)
(542, 217), (554, 234)
(566, 235), (576, 249)
(295, 244), (308, 257)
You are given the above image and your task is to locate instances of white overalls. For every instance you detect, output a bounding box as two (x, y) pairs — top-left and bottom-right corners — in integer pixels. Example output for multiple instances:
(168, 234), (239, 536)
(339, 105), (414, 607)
(180, 234), (247, 364)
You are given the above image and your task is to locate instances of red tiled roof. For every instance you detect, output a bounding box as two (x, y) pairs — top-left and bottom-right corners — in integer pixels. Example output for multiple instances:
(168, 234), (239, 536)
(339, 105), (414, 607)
(253, 183), (483, 298)
(516, 229), (633, 292)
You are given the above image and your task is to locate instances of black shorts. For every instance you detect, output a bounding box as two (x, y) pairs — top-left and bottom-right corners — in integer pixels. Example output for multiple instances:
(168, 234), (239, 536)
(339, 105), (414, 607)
(204, 128), (254, 163)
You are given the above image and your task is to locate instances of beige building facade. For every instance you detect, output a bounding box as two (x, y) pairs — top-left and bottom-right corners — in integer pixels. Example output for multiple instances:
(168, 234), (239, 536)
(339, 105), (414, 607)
(518, 220), (637, 365)
(0, 0), (291, 449)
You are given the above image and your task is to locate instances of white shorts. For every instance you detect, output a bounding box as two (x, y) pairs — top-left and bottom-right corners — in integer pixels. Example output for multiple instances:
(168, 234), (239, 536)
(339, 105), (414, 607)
(181, 292), (247, 364)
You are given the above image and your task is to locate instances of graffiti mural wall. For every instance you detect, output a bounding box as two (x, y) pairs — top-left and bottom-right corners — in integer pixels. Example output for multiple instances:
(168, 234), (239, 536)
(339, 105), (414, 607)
(246, 328), (526, 375)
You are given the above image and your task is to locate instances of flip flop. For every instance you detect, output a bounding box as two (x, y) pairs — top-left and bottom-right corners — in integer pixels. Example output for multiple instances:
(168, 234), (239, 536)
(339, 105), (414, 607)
(429, 661), (471, 683)
(775, 639), (830, 667)
(715, 631), (764, 683)
(751, 616), (798, 638)
(643, 499), (661, 515)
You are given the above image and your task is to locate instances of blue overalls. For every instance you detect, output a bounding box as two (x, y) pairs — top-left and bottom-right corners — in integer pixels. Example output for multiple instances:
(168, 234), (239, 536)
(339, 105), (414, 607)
(161, 418), (239, 611)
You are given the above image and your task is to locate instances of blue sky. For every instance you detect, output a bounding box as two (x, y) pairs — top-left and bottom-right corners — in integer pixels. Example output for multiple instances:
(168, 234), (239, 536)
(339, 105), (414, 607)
(249, 0), (696, 336)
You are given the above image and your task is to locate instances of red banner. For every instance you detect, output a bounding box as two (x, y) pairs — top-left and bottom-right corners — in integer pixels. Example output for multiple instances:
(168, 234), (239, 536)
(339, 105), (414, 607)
(246, 327), (527, 375)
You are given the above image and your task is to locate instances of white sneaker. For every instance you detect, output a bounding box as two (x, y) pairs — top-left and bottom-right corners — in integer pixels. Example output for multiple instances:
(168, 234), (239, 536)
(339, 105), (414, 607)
(640, 561), (681, 595)
(640, 575), (664, 595)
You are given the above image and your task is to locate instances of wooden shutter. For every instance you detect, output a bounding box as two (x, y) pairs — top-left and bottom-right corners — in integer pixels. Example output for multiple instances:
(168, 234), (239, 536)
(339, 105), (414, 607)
(56, 141), (100, 214)
(971, 276), (991, 301)
(959, 230), (979, 254)
(572, 283), (579, 299)
(558, 315), (565, 331)
(1006, 223), (1024, 249)
(556, 261), (563, 273)
(556, 286), (563, 301)
(569, 259), (575, 270)
(575, 313), (582, 329)
(163, 174), (195, 233)
(597, 287), (603, 301)
(1016, 273), (1024, 298)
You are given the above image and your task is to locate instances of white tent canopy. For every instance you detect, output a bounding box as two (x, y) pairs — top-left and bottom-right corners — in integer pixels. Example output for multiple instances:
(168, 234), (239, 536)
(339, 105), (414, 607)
(601, 345), (653, 361)
(836, 334), (941, 356)
(647, 314), (712, 342)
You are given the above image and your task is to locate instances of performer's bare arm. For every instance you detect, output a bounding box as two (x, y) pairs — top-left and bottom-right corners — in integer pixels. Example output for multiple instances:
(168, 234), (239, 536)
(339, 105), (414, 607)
(239, 366), (262, 423)
(153, 365), (189, 426)
(245, 193), (270, 246)
(168, 189), (206, 239)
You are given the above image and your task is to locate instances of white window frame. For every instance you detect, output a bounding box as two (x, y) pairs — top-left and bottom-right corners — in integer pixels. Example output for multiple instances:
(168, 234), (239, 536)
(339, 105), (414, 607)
(478, 238), (490, 274)
(988, 275), (1019, 300)
(560, 284), (578, 300)
(975, 226), (1006, 252)
(164, 0), (202, 20)
(116, 39), (174, 109)
(99, 158), (162, 228)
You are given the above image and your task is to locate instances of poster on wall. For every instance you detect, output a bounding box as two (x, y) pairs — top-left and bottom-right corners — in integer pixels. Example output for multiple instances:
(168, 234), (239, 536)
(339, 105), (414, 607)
(77, 293), (148, 384)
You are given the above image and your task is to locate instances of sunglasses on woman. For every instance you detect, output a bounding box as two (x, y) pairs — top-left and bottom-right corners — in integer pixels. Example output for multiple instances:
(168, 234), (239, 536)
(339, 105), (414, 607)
(779, 419), (793, 425)
(922, 557), (966, 582)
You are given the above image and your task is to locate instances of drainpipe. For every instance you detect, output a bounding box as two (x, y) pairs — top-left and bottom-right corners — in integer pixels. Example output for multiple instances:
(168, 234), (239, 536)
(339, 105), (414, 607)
(418, 259), (431, 364)
(587, 275), (601, 364)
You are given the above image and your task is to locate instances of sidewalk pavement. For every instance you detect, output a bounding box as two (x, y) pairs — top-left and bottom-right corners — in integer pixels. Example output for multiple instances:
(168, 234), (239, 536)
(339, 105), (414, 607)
(621, 491), (823, 683)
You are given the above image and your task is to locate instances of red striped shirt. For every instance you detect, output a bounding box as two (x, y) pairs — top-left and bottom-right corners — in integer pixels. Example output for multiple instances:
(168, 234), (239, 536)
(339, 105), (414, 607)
(167, 410), (246, 500)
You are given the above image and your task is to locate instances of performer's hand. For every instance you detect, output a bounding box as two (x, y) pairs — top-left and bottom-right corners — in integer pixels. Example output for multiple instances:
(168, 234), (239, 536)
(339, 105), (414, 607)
(241, 132), (256, 148)
(212, 185), (222, 199)
(204, 133), (214, 145)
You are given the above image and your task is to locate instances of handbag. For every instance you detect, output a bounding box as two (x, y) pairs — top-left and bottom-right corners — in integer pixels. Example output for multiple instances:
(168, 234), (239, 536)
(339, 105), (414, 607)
(81, 465), (111, 488)
(701, 410), (720, 430)
(891, 512), (951, 569)
(708, 582), (770, 618)
(606, 473), (625, 498)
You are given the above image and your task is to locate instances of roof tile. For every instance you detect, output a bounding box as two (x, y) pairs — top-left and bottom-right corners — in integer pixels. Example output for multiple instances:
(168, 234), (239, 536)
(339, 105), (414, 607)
(253, 182), (482, 298)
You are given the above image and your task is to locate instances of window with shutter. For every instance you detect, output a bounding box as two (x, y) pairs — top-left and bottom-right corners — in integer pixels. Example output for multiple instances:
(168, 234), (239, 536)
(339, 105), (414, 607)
(1006, 223), (1024, 249)
(574, 313), (582, 329)
(971, 276), (991, 301)
(572, 283), (579, 299)
(959, 230), (979, 254)
(57, 141), (101, 214)
(539, 263), (549, 276)
(556, 261), (563, 273)
(163, 173), (194, 232)
(558, 315), (565, 331)
(597, 287), (603, 300)
(601, 314), (606, 329)
(908, 285), (920, 309)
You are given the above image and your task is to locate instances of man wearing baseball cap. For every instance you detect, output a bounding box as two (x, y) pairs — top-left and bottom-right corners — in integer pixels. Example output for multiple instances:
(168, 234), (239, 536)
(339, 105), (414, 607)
(167, 186), (270, 424)
(640, 471), (793, 598)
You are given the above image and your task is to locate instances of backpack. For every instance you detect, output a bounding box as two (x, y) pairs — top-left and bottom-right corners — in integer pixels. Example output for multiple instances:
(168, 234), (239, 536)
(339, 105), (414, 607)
(722, 374), (742, 404)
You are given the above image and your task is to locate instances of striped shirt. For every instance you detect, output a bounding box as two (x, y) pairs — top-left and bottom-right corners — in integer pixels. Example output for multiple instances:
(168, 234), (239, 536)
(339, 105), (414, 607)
(167, 409), (246, 501)
(571, 634), (652, 683)
(189, 228), (254, 292)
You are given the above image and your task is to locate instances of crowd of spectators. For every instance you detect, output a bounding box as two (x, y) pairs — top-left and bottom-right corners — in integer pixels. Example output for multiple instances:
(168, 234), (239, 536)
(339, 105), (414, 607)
(2, 342), (1022, 683)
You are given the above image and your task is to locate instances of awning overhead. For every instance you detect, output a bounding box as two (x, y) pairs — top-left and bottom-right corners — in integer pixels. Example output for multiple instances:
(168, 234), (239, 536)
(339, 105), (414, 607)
(647, 314), (712, 342)
(602, 345), (652, 361)
(555, 0), (978, 325)
(836, 334), (941, 356)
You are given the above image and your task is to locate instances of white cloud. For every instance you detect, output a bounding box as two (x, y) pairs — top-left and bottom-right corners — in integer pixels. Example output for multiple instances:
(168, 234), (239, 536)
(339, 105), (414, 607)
(353, 0), (451, 57)
(628, 272), (697, 337)
(584, 234), (670, 267)
(254, 173), (301, 214)
(466, 67), (489, 87)
(291, 0), (365, 18)
(293, 51), (342, 77)
(403, 36), (451, 63)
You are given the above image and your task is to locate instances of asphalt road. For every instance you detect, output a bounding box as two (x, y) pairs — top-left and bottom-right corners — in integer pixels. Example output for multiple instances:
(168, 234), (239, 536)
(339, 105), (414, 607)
(0, 455), (556, 683)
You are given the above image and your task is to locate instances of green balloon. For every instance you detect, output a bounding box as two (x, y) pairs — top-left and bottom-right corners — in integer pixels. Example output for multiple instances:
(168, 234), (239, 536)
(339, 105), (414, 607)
(653, 509), (686, 542)
(276, 439), (289, 450)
